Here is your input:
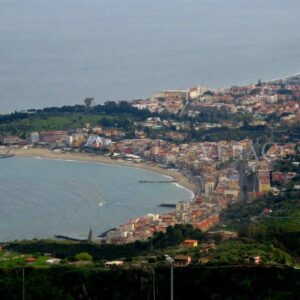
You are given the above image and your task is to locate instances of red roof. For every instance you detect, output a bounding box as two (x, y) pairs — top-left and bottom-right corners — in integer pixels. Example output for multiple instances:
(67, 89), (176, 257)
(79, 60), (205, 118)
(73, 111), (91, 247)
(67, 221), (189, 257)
(26, 257), (37, 263)
(184, 239), (197, 244)
(40, 130), (67, 135)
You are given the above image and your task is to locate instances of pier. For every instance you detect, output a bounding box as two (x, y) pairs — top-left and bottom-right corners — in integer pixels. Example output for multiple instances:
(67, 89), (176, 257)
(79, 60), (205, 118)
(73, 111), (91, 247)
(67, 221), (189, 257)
(139, 180), (176, 183)
(0, 154), (14, 159)
(54, 235), (85, 242)
(159, 203), (176, 208)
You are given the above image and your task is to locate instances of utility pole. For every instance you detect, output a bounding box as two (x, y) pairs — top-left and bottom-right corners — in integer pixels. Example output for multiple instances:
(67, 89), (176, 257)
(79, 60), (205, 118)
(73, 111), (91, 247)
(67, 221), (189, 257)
(150, 237), (153, 252)
(170, 264), (174, 300)
(153, 268), (156, 300)
(22, 269), (25, 300)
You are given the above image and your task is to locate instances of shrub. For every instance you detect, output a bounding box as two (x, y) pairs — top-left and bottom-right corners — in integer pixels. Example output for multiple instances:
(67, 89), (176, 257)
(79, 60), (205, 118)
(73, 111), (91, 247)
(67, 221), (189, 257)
(74, 252), (93, 261)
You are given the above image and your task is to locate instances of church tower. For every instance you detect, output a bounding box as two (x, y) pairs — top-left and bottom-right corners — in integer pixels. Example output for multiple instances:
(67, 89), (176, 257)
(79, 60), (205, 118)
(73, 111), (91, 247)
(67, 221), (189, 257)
(88, 227), (93, 243)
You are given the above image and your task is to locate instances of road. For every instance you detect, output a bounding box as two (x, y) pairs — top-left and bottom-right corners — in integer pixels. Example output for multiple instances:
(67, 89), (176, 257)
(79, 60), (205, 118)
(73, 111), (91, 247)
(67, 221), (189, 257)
(232, 160), (257, 204)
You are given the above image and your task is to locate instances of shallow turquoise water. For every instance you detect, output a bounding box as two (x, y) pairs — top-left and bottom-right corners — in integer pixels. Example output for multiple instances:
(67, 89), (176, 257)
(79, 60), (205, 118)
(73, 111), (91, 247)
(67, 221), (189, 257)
(0, 157), (192, 242)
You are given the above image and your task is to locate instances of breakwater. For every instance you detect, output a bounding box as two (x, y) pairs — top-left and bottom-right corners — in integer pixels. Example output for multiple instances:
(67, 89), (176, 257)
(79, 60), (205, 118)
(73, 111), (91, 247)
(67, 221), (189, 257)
(139, 180), (176, 183)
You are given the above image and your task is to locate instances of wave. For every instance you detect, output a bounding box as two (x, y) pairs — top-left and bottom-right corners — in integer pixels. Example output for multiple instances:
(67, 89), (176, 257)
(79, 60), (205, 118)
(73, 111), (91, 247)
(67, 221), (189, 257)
(172, 182), (195, 200)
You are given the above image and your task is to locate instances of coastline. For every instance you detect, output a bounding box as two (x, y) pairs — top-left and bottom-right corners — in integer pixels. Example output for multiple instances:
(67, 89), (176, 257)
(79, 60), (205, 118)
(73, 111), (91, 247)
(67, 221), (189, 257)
(14, 148), (197, 197)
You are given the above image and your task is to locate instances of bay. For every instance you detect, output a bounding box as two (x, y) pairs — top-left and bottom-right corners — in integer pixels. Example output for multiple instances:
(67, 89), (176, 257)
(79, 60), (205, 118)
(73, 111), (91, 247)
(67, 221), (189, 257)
(0, 157), (192, 242)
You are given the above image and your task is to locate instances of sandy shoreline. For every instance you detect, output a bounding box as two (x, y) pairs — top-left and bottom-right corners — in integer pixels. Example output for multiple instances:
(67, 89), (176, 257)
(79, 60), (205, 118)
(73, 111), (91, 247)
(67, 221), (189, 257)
(14, 148), (197, 197)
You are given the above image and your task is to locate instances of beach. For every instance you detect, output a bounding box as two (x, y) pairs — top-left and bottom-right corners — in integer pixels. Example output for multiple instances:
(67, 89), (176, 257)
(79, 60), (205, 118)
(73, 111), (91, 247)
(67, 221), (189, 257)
(14, 148), (197, 195)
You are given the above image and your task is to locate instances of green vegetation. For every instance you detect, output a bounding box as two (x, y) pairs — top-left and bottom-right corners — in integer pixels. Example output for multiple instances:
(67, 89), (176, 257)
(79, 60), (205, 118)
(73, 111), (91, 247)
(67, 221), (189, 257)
(152, 224), (203, 248)
(188, 107), (253, 123)
(0, 266), (299, 299)
(220, 191), (300, 260)
(0, 102), (152, 136)
(0, 253), (49, 269)
(1, 192), (300, 299)
(205, 239), (293, 265)
(5, 225), (203, 261)
(74, 252), (93, 262)
(1, 103), (299, 147)
(3, 114), (106, 134)
(191, 125), (271, 142)
(273, 159), (300, 173)
(5, 240), (149, 261)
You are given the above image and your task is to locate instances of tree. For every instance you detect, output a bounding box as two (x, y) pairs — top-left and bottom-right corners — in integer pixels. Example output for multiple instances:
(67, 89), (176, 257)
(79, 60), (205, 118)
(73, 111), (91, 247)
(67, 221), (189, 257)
(84, 98), (94, 110)
(203, 90), (214, 96)
(74, 252), (93, 261)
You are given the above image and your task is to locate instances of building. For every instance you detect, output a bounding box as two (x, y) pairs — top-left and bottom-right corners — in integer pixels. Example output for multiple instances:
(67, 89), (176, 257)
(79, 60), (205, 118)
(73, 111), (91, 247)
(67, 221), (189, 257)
(30, 132), (40, 144)
(46, 258), (61, 264)
(106, 229), (128, 243)
(204, 180), (215, 196)
(39, 131), (68, 143)
(1, 135), (21, 145)
(200, 243), (216, 253)
(176, 201), (190, 212)
(257, 164), (271, 193)
(272, 172), (285, 184)
(253, 256), (261, 264)
(258, 173), (271, 193)
(194, 215), (220, 232)
(26, 257), (37, 263)
(92, 127), (103, 134)
(263, 208), (272, 215)
(85, 135), (111, 148)
(189, 86), (208, 99)
(104, 261), (124, 268)
(69, 133), (87, 147)
(174, 255), (192, 266)
(207, 230), (238, 241)
(183, 239), (198, 248)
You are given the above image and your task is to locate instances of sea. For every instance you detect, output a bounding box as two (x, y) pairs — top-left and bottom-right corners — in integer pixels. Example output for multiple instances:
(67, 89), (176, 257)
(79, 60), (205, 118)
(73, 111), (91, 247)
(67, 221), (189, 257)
(1, 0), (300, 112)
(0, 157), (193, 242)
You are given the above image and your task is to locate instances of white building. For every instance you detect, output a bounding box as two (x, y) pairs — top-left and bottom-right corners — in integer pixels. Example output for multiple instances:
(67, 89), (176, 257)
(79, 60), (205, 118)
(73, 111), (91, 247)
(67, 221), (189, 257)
(85, 135), (111, 148)
(189, 86), (209, 99)
(30, 132), (40, 144)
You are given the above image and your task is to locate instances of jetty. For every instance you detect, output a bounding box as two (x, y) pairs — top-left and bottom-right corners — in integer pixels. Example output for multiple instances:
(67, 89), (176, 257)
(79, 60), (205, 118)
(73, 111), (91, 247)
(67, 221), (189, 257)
(54, 235), (85, 242)
(0, 154), (14, 159)
(98, 227), (117, 238)
(139, 180), (176, 183)
(159, 203), (176, 208)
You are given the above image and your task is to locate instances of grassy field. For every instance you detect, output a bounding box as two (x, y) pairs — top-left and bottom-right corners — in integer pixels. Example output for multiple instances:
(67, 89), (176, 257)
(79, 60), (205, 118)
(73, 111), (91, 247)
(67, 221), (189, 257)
(0, 252), (51, 269)
(18, 114), (106, 130)
(0, 113), (114, 135)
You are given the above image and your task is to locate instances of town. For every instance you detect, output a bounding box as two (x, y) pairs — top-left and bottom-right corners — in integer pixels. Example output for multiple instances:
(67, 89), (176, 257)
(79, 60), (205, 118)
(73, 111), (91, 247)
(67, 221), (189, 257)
(0, 75), (300, 244)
